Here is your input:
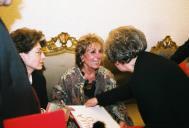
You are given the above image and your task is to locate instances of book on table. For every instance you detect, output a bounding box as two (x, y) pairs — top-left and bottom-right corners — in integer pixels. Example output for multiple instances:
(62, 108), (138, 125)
(69, 105), (119, 128)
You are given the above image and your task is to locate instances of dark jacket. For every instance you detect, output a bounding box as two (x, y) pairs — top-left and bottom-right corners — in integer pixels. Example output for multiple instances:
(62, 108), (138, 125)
(171, 38), (189, 64)
(0, 19), (40, 127)
(97, 52), (189, 127)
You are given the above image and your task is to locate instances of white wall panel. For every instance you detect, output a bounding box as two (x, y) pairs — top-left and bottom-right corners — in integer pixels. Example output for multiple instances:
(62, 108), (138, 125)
(11, 0), (189, 50)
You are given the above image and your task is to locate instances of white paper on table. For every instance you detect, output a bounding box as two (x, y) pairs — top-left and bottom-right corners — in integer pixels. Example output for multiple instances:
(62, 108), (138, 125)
(69, 105), (119, 128)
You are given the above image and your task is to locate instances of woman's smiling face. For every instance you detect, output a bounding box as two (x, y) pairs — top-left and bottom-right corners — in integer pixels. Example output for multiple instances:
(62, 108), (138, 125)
(82, 42), (103, 70)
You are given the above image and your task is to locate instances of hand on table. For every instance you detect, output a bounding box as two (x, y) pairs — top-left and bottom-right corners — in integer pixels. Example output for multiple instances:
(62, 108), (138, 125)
(63, 106), (75, 122)
(84, 97), (98, 107)
(119, 121), (129, 128)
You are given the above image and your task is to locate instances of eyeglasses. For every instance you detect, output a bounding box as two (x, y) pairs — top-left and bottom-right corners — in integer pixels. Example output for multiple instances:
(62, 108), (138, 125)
(35, 50), (44, 56)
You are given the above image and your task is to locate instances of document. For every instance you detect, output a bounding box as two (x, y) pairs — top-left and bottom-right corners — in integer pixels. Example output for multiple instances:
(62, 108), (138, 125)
(69, 105), (119, 128)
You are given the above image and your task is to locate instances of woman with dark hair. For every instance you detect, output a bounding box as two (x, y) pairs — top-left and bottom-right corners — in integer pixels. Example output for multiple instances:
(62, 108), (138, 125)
(85, 26), (189, 127)
(52, 33), (133, 128)
(11, 28), (48, 109)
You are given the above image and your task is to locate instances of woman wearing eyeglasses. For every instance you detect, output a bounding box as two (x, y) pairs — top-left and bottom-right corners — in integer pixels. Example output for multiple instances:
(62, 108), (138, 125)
(11, 28), (48, 109)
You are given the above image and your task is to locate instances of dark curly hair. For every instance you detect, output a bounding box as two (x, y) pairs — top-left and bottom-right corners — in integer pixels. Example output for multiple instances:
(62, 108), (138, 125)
(75, 33), (104, 68)
(10, 27), (45, 53)
(105, 26), (147, 63)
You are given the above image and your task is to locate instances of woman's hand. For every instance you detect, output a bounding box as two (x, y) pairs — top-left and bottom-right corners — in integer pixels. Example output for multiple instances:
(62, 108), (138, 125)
(63, 106), (75, 122)
(84, 97), (98, 107)
(40, 108), (46, 113)
(119, 121), (129, 128)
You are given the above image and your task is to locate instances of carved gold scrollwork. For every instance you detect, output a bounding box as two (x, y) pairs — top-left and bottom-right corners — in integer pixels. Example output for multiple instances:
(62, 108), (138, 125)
(41, 32), (78, 56)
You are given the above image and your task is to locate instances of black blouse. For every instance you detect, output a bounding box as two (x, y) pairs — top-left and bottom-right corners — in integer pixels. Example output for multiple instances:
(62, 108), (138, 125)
(32, 70), (48, 108)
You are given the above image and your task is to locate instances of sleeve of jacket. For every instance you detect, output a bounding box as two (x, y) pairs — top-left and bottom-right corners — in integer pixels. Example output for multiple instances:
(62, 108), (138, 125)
(98, 69), (133, 125)
(51, 68), (77, 105)
(171, 38), (189, 64)
(97, 83), (132, 106)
